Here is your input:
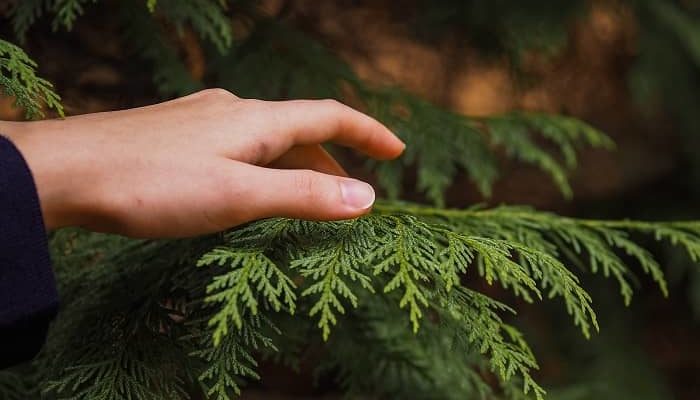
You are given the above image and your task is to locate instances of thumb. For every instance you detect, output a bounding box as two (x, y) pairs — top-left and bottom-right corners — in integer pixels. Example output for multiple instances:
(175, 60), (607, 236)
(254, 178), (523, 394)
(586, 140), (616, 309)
(239, 164), (376, 221)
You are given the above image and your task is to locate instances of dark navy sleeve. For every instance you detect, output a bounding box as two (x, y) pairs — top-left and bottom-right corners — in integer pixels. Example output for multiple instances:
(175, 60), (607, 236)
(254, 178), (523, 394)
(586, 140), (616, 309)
(0, 135), (58, 369)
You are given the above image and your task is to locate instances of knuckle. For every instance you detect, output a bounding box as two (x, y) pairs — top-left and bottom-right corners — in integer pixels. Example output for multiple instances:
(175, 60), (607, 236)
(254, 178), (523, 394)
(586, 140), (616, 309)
(319, 99), (347, 130)
(320, 98), (343, 110)
(199, 88), (237, 102)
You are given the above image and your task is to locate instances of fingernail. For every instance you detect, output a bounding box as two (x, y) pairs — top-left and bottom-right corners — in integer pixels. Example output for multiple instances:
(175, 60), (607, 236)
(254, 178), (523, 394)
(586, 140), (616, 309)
(340, 179), (375, 210)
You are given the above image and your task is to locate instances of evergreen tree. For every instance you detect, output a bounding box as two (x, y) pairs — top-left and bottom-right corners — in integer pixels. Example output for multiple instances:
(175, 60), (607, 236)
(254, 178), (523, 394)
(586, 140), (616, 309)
(2, 1), (700, 399)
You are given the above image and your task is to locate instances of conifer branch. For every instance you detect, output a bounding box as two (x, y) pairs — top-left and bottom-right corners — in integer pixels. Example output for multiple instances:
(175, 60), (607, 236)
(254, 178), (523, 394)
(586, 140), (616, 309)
(290, 218), (377, 340)
(189, 315), (277, 398)
(198, 247), (296, 346)
(0, 371), (32, 400)
(42, 316), (190, 400)
(0, 39), (63, 118)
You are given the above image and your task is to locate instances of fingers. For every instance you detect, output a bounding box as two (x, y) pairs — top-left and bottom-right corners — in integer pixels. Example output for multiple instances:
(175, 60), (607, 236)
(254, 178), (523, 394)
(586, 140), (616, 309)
(257, 99), (405, 161)
(267, 145), (348, 176)
(231, 162), (375, 222)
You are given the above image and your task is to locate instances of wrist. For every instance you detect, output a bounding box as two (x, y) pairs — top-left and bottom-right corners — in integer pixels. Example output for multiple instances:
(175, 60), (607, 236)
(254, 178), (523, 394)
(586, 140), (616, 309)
(0, 120), (90, 230)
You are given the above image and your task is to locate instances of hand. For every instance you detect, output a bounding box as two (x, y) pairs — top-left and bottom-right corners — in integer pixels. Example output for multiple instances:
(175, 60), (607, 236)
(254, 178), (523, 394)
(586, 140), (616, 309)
(0, 89), (404, 237)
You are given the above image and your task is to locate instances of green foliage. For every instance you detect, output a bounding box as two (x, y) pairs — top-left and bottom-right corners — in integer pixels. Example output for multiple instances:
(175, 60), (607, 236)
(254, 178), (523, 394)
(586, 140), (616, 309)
(204, 215), (555, 398)
(52, 0), (97, 31)
(1, 205), (695, 400)
(135, 0), (231, 94)
(154, 0), (233, 53)
(380, 204), (684, 302)
(199, 240), (296, 344)
(0, 370), (32, 400)
(190, 315), (278, 398)
(119, 1), (205, 97)
(10, 0), (98, 34)
(9, 0), (48, 41)
(290, 219), (376, 340)
(487, 113), (615, 198)
(0, 39), (63, 118)
(10, 0), (231, 43)
(43, 321), (190, 400)
(212, 20), (354, 101)
(370, 99), (613, 205)
(412, 0), (584, 61)
(7, 0), (232, 100)
(629, 0), (700, 185)
(3, 2), (700, 400)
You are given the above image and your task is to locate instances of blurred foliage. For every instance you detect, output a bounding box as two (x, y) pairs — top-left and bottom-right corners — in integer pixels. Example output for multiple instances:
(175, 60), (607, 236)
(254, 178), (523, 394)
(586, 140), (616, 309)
(411, 0), (582, 62)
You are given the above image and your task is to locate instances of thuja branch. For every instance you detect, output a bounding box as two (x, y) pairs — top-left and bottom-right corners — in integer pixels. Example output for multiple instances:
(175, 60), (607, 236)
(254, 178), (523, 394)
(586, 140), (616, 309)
(193, 204), (700, 398)
(0, 39), (63, 119)
(374, 202), (700, 301)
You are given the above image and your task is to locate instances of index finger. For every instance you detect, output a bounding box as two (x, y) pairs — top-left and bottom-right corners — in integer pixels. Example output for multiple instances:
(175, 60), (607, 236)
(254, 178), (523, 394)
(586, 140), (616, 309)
(257, 99), (406, 160)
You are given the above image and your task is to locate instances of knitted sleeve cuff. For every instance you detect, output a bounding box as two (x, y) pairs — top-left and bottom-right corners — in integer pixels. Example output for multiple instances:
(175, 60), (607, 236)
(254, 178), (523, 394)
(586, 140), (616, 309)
(0, 134), (58, 368)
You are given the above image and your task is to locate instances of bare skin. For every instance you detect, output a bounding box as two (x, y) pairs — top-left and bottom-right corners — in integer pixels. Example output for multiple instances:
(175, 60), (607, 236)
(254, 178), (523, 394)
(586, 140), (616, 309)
(0, 89), (405, 238)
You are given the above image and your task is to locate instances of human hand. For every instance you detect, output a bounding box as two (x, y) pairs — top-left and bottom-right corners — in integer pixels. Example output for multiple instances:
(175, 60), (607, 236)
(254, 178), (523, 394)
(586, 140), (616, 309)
(0, 89), (404, 237)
